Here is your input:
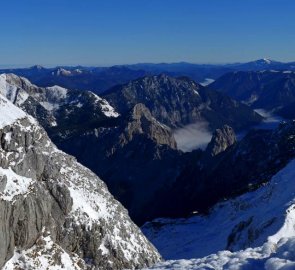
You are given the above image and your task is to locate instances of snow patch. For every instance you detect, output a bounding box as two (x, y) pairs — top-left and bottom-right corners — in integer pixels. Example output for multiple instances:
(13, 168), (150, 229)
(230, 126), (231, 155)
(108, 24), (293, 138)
(0, 95), (27, 128)
(45, 85), (68, 100)
(40, 101), (60, 111)
(200, 78), (215, 86)
(0, 167), (34, 201)
(92, 93), (119, 118)
(4, 132), (12, 144)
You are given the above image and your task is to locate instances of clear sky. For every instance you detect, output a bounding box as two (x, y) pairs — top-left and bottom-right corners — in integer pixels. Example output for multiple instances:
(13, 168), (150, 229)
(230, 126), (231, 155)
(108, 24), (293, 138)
(1, 0), (294, 67)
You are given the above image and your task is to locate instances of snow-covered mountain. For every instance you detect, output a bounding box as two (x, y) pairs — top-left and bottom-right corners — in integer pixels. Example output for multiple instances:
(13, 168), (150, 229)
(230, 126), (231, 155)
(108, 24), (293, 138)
(0, 73), (119, 140)
(228, 58), (283, 70)
(143, 151), (295, 269)
(0, 73), (119, 117)
(52, 67), (85, 77)
(0, 93), (161, 269)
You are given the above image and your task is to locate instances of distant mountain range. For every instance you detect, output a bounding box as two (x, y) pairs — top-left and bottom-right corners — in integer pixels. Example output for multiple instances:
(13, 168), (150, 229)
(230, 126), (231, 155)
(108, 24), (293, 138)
(211, 70), (295, 116)
(1, 59), (294, 94)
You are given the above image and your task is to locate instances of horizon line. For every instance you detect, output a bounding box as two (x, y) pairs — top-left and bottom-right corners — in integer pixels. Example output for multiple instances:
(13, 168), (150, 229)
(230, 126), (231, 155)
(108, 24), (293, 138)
(0, 58), (294, 69)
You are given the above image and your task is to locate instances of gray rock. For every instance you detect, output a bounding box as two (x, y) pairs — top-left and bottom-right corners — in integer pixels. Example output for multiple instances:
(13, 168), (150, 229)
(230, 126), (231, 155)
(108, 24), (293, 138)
(122, 103), (177, 149)
(206, 125), (237, 156)
(0, 175), (7, 192)
(0, 114), (161, 269)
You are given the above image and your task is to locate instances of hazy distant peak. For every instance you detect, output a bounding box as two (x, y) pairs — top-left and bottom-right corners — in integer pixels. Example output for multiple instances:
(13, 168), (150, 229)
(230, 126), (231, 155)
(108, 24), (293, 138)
(29, 65), (45, 70)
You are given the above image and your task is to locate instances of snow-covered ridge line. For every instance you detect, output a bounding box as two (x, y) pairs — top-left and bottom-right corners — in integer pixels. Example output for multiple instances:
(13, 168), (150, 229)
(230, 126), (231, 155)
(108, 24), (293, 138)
(0, 73), (120, 119)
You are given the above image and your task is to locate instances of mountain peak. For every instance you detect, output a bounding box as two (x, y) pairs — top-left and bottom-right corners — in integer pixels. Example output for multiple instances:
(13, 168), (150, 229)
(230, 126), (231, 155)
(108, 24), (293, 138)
(258, 58), (272, 64)
(205, 125), (237, 156)
(29, 65), (45, 70)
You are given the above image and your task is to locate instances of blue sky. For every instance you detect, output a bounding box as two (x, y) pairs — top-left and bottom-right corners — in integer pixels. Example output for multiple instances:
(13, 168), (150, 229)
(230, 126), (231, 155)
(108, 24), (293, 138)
(1, 0), (294, 66)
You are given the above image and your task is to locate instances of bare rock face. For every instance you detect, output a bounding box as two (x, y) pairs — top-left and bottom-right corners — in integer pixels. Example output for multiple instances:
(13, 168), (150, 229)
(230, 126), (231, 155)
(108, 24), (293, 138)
(0, 95), (161, 269)
(206, 125), (237, 157)
(122, 103), (177, 149)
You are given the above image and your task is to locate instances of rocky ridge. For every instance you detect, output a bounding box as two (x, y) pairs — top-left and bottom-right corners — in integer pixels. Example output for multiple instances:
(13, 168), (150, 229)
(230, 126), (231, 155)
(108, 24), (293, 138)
(103, 74), (262, 130)
(0, 94), (161, 269)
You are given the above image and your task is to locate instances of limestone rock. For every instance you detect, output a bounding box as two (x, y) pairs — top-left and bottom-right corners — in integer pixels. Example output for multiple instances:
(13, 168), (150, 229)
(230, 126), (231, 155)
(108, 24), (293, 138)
(206, 125), (237, 156)
(0, 95), (161, 269)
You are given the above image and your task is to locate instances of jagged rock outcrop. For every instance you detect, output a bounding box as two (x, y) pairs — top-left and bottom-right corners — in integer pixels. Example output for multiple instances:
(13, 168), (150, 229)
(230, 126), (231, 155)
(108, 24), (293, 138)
(0, 94), (161, 269)
(119, 103), (177, 149)
(205, 125), (237, 157)
(0, 74), (183, 225)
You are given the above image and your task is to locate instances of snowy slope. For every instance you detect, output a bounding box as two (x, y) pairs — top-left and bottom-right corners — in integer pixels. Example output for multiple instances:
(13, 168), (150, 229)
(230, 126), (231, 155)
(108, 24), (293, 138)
(0, 94), (27, 128)
(92, 92), (119, 117)
(143, 159), (295, 269)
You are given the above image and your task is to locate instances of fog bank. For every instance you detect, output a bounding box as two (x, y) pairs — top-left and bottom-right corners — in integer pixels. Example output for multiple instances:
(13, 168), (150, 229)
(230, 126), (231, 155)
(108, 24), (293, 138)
(173, 122), (212, 152)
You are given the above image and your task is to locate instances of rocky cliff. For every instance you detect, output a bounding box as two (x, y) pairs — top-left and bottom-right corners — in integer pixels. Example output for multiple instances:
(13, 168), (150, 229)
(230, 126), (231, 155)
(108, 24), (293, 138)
(0, 94), (161, 269)
(205, 125), (237, 157)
